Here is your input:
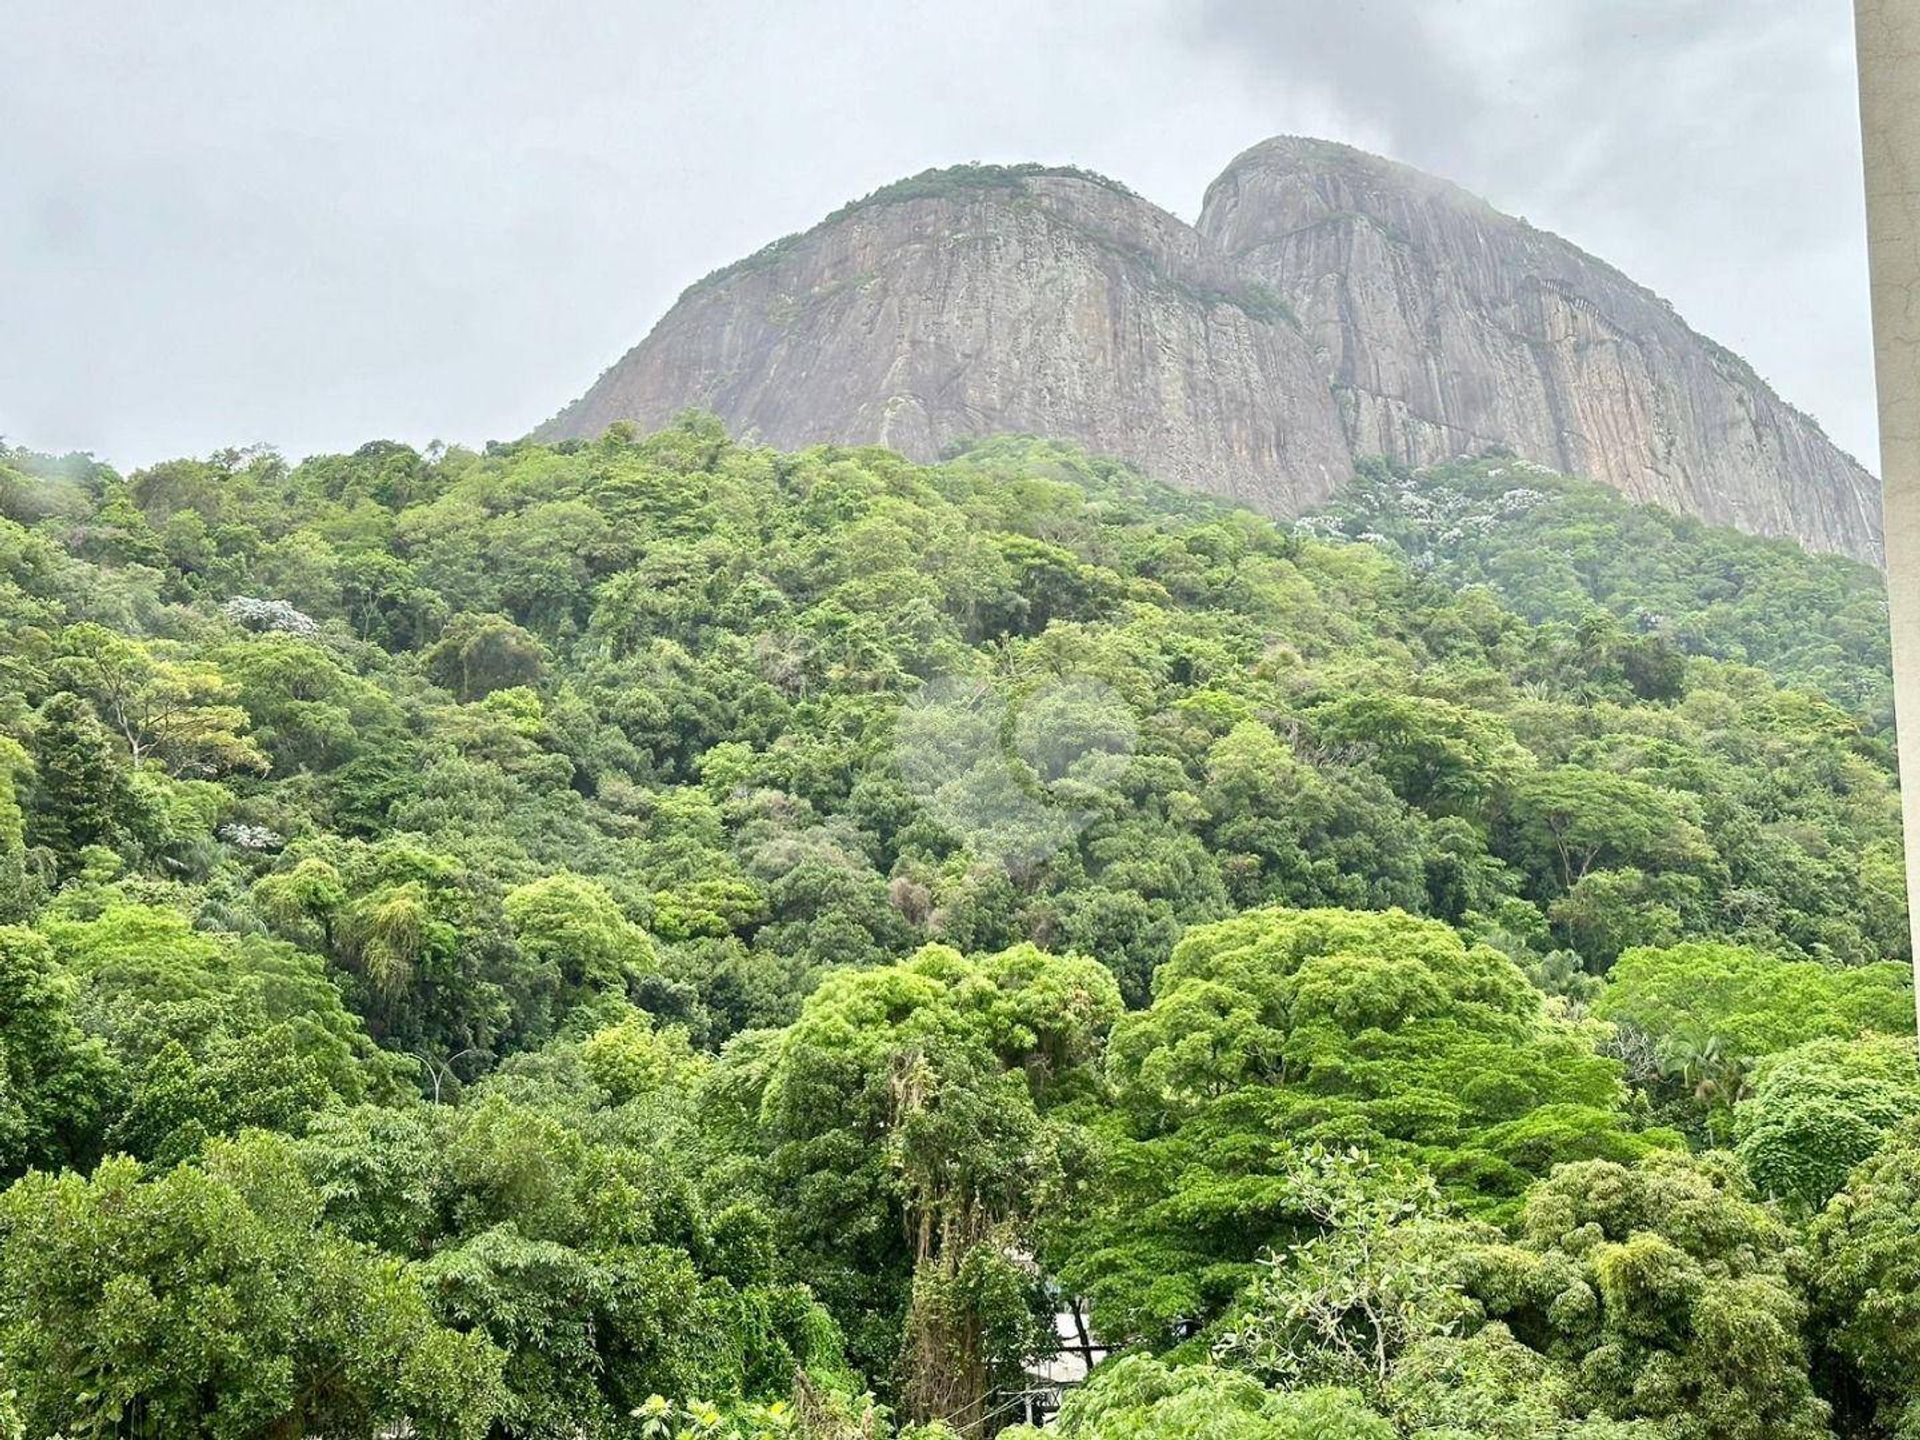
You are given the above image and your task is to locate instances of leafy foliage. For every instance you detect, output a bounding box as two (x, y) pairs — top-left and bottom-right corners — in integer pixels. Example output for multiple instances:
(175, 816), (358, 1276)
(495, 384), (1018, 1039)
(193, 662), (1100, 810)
(1315, 456), (1892, 722)
(0, 425), (1909, 1436)
(1464, 1151), (1828, 1440)
(1052, 908), (1670, 1344)
(1810, 1120), (1920, 1439)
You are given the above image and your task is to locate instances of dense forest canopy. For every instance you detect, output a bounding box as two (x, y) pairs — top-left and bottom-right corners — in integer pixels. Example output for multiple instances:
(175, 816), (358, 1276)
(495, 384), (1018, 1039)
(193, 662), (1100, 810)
(0, 421), (1912, 1439)
(1314, 456), (1894, 725)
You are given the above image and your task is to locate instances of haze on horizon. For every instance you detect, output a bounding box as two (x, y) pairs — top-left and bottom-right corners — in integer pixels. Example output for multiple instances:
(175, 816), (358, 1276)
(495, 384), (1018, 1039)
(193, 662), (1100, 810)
(0, 0), (1878, 474)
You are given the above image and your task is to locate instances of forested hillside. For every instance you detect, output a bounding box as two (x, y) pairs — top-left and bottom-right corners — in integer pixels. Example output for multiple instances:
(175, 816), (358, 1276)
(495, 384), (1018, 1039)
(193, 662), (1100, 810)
(0, 421), (1913, 1439)
(1314, 456), (1894, 723)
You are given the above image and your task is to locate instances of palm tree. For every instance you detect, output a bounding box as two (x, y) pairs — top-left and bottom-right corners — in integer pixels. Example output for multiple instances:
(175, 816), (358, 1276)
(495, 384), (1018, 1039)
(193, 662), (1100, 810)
(1656, 1030), (1753, 1144)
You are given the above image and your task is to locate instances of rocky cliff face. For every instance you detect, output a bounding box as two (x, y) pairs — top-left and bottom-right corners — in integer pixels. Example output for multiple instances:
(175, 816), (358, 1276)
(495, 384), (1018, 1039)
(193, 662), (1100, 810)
(539, 146), (1883, 562)
(538, 167), (1353, 516)
(1199, 138), (1881, 561)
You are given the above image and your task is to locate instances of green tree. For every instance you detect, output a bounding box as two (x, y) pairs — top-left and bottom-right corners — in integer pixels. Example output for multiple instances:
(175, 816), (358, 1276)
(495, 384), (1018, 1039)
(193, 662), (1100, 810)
(1546, 867), (1691, 968)
(1503, 767), (1713, 895)
(38, 903), (402, 1161)
(0, 738), (33, 920)
(1308, 691), (1526, 817)
(1056, 908), (1663, 1346)
(1213, 1147), (1482, 1400)
(53, 622), (266, 775)
(505, 872), (659, 1030)
(425, 611), (549, 700)
(0, 1138), (505, 1438)
(1595, 941), (1914, 1059)
(1810, 1120), (1920, 1440)
(1464, 1151), (1827, 1440)
(24, 692), (129, 867)
(1007, 1355), (1394, 1440)
(1734, 1035), (1920, 1210)
(0, 926), (118, 1177)
(730, 942), (1121, 1427)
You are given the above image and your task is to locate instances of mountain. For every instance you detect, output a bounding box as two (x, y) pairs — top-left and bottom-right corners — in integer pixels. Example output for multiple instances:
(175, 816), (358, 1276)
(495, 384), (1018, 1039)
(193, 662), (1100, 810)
(536, 166), (1353, 516)
(1202, 138), (1882, 562)
(537, 142), (1883, 563)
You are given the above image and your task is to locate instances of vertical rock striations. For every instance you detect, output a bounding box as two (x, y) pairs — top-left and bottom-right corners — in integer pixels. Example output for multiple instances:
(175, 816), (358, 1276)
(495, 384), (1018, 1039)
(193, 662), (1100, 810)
(537, 167), (1354, 516)
(1198, 137), (1882, 561)
(538, 145), (1883, 562)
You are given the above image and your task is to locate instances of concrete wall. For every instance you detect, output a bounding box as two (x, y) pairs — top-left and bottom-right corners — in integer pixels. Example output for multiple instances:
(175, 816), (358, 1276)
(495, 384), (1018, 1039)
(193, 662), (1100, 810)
(1856, 0), (1920, 1025)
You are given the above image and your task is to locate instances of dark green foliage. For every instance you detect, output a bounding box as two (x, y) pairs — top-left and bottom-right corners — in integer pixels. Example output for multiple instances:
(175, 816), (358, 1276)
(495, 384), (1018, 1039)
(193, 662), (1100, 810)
(1317, 456), (1892, 722)
(1735, 1036), (1920, 1209)
(0, 926), (117, 1176)
(1810, 1121), (1920, 1439)
(0, 1137), (506, 1439)
(1596, 941), (1914, 1058)
(1463, 1151), (1829, 1440)
(0, 422), (1909, 1436)
(23, 693), (128, 866)
(1050, 908), (1671, 1344)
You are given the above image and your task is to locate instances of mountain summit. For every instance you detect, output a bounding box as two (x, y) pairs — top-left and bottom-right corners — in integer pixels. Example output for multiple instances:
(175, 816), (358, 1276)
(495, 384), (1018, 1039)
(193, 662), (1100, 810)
(538, 141), (1882, 562)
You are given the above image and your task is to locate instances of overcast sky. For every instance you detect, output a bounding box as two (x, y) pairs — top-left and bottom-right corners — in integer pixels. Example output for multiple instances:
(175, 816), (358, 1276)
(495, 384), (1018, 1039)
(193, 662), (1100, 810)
(0, 0), (1878, 472)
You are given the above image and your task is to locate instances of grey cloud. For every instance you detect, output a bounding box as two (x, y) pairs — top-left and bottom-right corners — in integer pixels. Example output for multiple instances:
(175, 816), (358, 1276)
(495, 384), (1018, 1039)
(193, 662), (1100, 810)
(1185, 0), (1876, 466)
(0, 0), (1877, 473)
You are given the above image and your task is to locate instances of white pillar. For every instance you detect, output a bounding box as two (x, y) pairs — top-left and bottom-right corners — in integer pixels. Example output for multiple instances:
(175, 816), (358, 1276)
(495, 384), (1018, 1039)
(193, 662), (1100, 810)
(1857, 0), (1920, 1033)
